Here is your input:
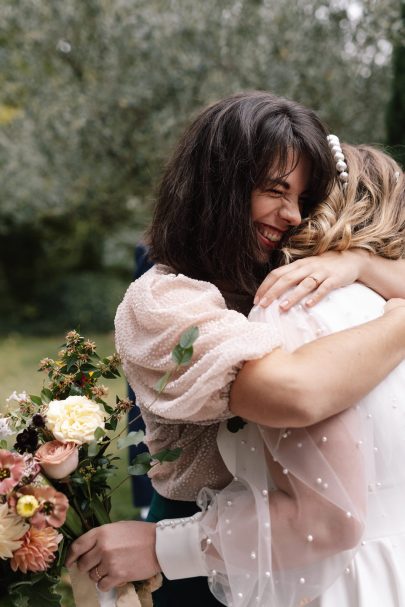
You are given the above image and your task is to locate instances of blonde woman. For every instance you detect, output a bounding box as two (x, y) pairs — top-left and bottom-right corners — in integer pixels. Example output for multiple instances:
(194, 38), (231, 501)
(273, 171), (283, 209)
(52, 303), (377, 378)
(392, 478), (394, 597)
(195, 143), (405, 607)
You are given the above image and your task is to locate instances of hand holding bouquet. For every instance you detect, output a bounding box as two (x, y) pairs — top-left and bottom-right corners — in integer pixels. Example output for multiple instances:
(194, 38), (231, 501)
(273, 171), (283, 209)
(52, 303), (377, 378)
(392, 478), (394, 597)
(0, 328), (198, 607)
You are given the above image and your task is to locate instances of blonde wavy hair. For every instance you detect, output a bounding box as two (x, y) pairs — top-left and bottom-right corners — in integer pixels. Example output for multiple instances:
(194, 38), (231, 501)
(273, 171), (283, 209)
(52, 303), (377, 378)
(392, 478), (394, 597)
(281, 144), (405, 264)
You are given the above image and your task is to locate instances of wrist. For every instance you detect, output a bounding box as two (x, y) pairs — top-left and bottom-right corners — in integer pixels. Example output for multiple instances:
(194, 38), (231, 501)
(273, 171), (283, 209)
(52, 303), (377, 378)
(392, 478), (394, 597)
(150, 523), (161, 575)
(350, 248), (371, 282)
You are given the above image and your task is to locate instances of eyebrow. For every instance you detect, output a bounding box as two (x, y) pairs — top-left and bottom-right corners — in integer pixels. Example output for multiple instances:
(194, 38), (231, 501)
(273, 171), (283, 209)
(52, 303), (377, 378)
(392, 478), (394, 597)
(263, 177), (290, 190)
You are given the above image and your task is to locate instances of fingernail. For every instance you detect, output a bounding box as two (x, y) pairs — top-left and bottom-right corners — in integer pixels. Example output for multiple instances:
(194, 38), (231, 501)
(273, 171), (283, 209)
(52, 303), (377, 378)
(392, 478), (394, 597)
(305, 299), (314, 307)
(280, 299), (289, 309)
(253, 296), (259, 305)
(259, 297), (268, 307)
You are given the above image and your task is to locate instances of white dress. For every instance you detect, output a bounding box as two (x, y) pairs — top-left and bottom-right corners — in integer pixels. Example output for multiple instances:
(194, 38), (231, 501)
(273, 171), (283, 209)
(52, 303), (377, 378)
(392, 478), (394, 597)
(199, 283), (405, 607)
(116, 269), (405, 606)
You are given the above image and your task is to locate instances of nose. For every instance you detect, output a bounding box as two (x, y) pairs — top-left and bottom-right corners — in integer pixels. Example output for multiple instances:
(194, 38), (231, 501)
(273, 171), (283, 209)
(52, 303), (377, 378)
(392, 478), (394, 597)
(279, 197), (302, 227)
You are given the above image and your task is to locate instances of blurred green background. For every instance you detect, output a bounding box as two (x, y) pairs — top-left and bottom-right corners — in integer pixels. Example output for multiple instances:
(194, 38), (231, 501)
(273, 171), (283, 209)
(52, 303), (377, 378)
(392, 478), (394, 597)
(0, 0), (403, 336)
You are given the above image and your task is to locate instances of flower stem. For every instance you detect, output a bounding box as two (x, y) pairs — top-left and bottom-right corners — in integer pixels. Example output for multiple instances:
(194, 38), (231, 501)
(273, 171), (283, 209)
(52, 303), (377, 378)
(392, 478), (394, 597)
(105, 474), (131, 499)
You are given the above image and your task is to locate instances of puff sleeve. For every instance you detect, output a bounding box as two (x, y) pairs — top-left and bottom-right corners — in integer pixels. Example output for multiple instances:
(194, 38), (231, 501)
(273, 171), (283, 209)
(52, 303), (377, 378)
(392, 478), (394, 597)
(114, 265), (282, 424)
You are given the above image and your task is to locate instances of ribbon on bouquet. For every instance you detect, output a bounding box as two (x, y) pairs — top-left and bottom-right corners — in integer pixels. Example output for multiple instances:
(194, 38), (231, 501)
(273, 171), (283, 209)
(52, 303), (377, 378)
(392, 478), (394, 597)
(69, 564), (162, 607)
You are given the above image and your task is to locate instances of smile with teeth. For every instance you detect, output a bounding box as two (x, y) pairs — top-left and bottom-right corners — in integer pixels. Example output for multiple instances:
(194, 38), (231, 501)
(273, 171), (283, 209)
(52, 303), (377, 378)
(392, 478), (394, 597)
(257, 224), (283, 243)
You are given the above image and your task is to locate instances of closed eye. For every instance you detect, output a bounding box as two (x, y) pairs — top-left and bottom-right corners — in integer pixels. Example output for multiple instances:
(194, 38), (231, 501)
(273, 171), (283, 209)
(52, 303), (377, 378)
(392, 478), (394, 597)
(265, 188), (285, 197)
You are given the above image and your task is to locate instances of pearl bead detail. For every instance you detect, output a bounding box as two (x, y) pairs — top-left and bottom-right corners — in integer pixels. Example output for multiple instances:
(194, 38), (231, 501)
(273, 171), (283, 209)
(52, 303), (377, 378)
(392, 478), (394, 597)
(327, 134), (349, 188)
(262, 489), (268, 497)
(299, 577), (306, 584)
(307, 534), (314, 542)
(251, 551), (257, 559)
(321, 436), (328, 443)
(316, 477), (322, 485)
(283, 468), (289, 475)
(265, 571), (271, 578)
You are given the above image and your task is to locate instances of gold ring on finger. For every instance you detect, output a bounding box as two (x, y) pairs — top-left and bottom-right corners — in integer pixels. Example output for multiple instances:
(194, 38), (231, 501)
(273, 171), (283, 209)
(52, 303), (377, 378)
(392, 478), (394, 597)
(95, 565), (104, 581)
(308, 275), (320, 288)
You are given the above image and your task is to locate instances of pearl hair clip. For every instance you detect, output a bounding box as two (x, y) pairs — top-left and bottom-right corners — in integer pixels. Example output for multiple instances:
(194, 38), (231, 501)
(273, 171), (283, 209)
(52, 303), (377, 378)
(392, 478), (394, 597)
(327, 134), (348, 190)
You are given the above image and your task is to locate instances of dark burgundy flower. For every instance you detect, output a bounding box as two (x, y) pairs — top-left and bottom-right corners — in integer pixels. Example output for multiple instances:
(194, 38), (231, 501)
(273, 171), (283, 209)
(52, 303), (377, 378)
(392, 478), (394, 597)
(14, 427), (39, 454)
(32, 414), (45, 428)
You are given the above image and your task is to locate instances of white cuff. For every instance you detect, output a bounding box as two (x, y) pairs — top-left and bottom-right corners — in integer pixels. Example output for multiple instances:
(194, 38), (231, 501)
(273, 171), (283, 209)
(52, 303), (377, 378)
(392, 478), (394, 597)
(155, 512), (208, 580)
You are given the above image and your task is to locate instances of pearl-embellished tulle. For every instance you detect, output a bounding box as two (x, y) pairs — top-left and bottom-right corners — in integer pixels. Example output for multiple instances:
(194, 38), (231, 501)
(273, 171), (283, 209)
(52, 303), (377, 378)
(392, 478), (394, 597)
(196, 284), (405, 606)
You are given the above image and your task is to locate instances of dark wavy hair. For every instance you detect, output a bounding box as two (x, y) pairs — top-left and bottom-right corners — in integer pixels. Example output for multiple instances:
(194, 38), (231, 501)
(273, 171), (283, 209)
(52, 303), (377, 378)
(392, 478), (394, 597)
(148, 91), (335, 295)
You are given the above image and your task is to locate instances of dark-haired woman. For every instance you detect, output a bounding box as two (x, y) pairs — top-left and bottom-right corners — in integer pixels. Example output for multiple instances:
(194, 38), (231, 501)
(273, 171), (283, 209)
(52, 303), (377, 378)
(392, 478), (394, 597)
(67, 92), (405, 606)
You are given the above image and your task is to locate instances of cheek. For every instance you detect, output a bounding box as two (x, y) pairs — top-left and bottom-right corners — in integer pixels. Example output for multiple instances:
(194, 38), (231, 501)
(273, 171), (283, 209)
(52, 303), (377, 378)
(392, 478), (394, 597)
(251, 194), (278, 222)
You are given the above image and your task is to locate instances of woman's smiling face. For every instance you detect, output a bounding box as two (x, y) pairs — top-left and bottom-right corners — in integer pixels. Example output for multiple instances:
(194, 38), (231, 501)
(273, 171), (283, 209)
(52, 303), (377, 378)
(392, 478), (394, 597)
(251, 152), (312, 261)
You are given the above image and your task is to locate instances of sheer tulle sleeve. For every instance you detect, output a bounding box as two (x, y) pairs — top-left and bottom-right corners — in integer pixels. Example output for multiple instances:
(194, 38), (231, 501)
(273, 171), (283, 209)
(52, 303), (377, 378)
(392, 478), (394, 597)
(114, 265), (281, 424)
(195, 292), (374, 606)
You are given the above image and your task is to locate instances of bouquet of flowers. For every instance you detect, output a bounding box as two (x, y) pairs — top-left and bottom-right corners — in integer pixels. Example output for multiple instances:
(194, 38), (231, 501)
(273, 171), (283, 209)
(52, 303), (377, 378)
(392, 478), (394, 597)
(0, 328), (198, 607)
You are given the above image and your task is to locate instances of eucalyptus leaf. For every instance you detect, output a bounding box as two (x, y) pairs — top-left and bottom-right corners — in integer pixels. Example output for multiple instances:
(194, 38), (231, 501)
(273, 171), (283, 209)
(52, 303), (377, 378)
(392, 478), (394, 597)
(171, 345), (193, 366)
(87, 440), (99, 457)
(179, 326), (199, 349)
(179, 346), (193, 365)
(40, 388), (53, 403)
(128, 452), (152, 475)
(152, 447), (182, 463)
(117, 430), (145, 450)
(155, 370), (171, 392)
(94, 426), (105, 440)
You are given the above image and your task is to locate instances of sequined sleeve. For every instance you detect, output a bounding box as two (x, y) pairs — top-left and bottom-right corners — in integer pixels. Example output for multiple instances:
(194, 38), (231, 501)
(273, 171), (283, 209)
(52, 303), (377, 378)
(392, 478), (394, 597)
(114, 265), (282, 424)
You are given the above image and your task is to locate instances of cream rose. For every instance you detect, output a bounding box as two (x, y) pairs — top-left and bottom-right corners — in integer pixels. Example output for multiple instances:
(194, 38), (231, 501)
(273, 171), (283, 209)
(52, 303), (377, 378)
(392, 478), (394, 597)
(35, 440), (79, 479)
(45, 396), (105, 444)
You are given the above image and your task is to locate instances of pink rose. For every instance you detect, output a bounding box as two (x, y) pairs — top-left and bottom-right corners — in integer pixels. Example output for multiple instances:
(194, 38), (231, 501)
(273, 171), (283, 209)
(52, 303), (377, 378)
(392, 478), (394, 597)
(0, 449), (25, 493)
(35, 441), (79, 480)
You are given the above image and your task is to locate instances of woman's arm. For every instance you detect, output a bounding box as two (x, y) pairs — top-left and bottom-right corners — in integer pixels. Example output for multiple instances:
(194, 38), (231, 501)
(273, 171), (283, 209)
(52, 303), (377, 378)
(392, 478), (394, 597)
(230, 301), (405, 427)
(66, 414), (366, 593)
(263, 412), (366, 566)
(357, 254), (405, 299)
(255, 250), (405, 310)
